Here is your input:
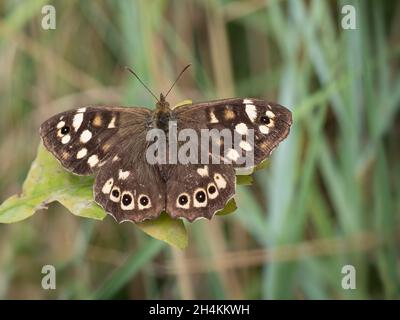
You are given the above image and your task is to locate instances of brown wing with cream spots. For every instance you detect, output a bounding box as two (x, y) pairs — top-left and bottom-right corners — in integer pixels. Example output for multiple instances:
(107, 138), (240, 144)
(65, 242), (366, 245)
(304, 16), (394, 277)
(174, 98), (292, 170)
(94, 157), (165, 223)
(165, 164), (235, 221)
(39, 106), (151, 175)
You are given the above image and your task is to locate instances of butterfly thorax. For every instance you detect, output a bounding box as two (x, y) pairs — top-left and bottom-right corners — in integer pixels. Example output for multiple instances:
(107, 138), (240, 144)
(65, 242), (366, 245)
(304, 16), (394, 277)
(153, 93), (173, 132)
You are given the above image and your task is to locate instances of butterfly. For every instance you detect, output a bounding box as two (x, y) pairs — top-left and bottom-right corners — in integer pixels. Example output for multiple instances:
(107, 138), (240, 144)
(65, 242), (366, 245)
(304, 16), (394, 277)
(40, 68), (292, 223)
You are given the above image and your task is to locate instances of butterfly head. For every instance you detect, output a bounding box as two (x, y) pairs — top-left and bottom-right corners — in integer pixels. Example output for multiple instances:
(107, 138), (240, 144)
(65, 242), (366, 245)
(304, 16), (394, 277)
(156, 93), (170, 111)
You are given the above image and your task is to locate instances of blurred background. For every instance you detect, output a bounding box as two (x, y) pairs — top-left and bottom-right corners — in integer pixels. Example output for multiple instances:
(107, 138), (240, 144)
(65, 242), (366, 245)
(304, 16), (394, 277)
(0, 0), (399, 299)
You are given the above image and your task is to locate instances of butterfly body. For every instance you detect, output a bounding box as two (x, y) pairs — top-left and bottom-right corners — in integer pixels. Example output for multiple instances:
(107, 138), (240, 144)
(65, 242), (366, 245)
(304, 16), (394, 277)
(151, 94), (173, 131)
(40, 95), (292, 223)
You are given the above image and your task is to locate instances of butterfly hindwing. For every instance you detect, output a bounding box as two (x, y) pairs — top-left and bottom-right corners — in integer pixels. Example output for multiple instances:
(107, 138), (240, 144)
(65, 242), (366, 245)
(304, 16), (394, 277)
(39, 106), (151, 175)
(174, 98), (292, 170)
(94, 158), (165, 223)
(165, 164), (235, 221)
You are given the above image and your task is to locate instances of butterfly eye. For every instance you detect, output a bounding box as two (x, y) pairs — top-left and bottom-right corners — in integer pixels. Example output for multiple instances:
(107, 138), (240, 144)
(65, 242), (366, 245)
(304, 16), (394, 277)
(110, 186), (121, 203)
(195, 190), (206, 203)
(193, 189), (207, 208)
(207, 183), (219, 200)
(61, 126), (70, 135)
(208, 185), (216, 194)
(260, 116), (270, 125)
(122, 194), (132, 206)
(138, 194), (151, 210)
(120, 191), (134, 210)
(140, 196), (149, 206)
(112, 189), (120, 197)
(179, 195), (188, 205)
(177, 193), (190, 209)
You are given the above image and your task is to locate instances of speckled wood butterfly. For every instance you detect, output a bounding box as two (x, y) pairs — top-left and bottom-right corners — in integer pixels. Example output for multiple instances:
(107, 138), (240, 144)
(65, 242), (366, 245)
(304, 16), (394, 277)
(40, 68), (292, 223)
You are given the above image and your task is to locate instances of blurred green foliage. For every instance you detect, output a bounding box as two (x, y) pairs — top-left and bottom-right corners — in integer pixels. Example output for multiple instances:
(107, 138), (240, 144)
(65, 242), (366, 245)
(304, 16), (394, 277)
(0, 0), (399, 299)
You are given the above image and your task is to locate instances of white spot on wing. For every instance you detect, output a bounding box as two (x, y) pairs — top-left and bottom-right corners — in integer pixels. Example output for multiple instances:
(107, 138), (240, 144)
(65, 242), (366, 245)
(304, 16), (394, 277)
(235, 123), (248, 135)
(118, 169), (130, 180)
(226, 148), (240, 161)
(210, 111), (219, 124)
(73, 113), (84, 131)
(77, 107), (87, 113)
(102, 178), (114, 194)
(76, 148), (88, 159)
(57, 121), (65, 129)
(239, 141), (252, 151)
(196, 165), (209, 177)
(80, 130), (92, 143)
(243, 98), (253, 104)
(61, 135), (71, 144)
(108, 116), (116, 128)
(214, 173), (227, 189)
(259, 125), (269, 134)
(245, 104), (257, 122)
(266, 110), (275, 118)
(88, 154), (99, 167)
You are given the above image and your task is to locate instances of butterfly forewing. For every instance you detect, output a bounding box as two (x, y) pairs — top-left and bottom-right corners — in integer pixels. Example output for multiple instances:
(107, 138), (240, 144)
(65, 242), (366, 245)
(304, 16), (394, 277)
(174, 98), (292, 171)
(39, 106), (150, 175)
(40, 105), (168, 223)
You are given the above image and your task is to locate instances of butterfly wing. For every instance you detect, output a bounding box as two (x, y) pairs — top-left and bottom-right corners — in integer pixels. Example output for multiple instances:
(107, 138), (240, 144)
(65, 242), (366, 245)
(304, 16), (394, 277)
(164, 164), (235, 221)
(40, 106), (166, 223)
(94, 157), (166, 223)
(161, 98), (291, 220)
(174, 98), (292, 170)
(39, 106), (151, 175)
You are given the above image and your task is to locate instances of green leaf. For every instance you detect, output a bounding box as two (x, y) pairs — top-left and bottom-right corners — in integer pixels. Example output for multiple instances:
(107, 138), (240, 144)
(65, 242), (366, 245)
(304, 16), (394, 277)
(138, 213), (188, 249)
(174, 99), (192, 108)
(254, 159), (270, 171)
(236, 175), (253, 185)
(0, 143), (189, 249)
(216, 198), (237, 216)
(235, 160), (270, 186)
(0, 143), (105, 223)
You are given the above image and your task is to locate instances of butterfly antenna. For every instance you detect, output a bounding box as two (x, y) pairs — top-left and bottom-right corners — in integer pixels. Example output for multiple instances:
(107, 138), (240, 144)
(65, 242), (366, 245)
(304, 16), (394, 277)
(124, 66), (159, 102)
(165, 64), (191, 98)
